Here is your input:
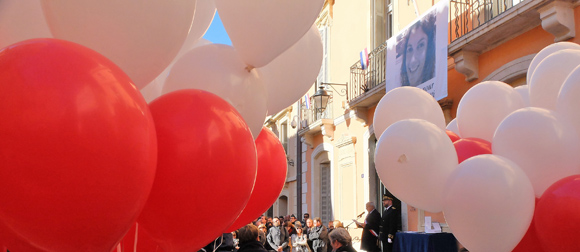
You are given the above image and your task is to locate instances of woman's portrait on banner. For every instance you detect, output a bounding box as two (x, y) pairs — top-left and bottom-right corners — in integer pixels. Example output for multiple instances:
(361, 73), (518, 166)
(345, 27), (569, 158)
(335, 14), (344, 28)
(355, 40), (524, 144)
(385, 1), (448, 100)
(396, 13), (436, 87)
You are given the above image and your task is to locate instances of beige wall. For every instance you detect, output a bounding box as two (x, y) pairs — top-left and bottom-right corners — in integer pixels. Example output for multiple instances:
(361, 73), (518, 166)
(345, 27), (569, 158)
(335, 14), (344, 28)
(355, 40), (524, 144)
(291, 0), (456, 241)
(395, 0), (442, 34)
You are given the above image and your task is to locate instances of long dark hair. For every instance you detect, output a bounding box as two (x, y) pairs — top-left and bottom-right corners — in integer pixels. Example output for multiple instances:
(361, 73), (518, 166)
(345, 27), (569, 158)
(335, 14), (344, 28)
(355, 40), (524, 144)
(400, 13), (436, 87)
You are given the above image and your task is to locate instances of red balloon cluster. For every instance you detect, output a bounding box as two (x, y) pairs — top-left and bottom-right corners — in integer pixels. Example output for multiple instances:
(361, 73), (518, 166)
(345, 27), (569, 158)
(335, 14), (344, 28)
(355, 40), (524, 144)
(138, 89), (258, 252)
(0, 38), (157, 252)
(0, 37), (288, 252)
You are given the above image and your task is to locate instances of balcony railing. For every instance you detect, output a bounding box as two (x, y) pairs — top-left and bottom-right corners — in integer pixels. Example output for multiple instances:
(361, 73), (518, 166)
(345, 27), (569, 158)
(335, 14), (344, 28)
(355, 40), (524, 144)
(348, 41), (388, 103)
(301, 94), (333, 126)
(450, 0), (525, 42)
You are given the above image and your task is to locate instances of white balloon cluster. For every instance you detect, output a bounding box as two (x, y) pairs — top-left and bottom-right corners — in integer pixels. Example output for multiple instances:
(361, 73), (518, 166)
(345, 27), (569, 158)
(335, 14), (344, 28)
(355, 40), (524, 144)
(374, 42), (580, 252)
(153, 0), (325, 139)
(2, 0), (325, 140)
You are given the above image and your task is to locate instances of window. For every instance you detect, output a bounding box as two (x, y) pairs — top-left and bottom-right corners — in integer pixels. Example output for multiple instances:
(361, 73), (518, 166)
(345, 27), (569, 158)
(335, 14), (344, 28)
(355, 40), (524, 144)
(317, 26), (329, 85)
(281, 122), (288, 154)
(372, 0), (394, 49)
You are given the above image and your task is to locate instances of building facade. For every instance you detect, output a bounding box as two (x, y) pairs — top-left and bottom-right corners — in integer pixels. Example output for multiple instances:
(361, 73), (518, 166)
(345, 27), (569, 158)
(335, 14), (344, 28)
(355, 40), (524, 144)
(265, 0), (580, 244)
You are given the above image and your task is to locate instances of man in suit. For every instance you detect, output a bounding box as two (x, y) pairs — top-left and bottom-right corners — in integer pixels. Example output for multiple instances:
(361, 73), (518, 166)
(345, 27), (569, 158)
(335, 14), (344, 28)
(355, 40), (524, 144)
(380, 196), (400, 252)
(267, 218), (290, 252)
(354, 202), (381, 252)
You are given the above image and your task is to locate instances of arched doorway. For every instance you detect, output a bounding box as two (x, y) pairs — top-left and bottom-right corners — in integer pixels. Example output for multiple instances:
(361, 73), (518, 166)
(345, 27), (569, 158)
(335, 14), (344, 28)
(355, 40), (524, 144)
(279, 196), (288, 217)
(311, 143), (334, 224)
(320, 162), (332, 224)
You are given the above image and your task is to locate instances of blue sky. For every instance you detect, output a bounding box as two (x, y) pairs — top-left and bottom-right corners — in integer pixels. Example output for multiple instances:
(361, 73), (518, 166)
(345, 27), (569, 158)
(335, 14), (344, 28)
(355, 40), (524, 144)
(203, 12), (232, 45)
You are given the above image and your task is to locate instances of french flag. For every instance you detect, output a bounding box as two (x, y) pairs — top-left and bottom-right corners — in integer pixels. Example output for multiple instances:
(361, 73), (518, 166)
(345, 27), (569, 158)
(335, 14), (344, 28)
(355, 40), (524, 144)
(304, 93), (311, 109)
(360, 48), (369, 70)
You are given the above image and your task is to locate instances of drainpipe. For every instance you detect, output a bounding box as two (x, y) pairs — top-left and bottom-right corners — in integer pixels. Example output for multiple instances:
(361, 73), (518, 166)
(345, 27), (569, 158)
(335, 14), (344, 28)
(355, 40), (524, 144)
(296, 101), (303, 218)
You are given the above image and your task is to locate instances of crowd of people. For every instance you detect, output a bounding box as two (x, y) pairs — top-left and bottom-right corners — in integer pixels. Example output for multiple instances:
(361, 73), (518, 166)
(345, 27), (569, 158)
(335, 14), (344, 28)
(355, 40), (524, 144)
(200, 213), (351, 252)
(200, 196), (400, 252)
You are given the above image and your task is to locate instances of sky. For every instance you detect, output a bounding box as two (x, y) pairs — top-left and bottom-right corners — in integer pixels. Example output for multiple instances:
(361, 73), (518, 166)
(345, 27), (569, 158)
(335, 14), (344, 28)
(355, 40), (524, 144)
(202, 12), (232, 45)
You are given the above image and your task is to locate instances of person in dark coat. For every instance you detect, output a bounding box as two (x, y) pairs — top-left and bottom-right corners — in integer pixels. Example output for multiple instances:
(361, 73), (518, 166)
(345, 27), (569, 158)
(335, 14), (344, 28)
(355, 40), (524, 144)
(308, 217), (329, 252)
(380, 196), (400, 252)
(327, 221), (335, 252)
(237, 224), (268, 252)
(200, 233), (235, 252)
(328, 228), (356, 252)
(305, 218), (314, 250)
(353, 202), (381, 252)
(267, 218), (290, 252)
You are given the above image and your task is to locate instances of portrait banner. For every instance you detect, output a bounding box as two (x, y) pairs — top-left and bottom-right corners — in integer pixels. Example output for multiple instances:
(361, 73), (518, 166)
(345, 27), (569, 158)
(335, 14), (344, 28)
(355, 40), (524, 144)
(385, 1), (449, 100)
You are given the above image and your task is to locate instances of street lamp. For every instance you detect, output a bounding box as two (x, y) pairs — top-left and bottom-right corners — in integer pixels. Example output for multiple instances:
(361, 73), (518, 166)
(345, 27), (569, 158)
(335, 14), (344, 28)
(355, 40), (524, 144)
(312, 86), (330, 114)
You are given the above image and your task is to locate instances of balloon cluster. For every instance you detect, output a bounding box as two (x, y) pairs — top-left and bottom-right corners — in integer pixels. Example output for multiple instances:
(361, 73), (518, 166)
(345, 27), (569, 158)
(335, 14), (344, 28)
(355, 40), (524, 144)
(0, 0), (323, 251)
(374, 42), (580, 252)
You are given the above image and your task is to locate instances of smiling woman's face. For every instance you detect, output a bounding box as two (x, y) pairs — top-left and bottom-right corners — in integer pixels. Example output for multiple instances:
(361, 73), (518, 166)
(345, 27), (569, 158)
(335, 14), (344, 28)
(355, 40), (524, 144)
(405, 25), (428, 86)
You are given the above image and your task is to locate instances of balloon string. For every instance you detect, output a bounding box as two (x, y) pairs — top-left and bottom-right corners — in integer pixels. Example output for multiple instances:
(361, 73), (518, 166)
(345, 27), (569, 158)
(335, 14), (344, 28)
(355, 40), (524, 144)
(245, 65), (255, 72)
(213, 234), (224, 252)
(134, 222), (139, 252)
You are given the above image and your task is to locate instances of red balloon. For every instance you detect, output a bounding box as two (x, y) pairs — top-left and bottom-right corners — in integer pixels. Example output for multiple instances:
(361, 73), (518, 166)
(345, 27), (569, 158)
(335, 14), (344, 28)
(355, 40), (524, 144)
(453, 138), (492, 163)
(0, 39), (157, 251)
(139, 89), (257, 252)
(446, 130), (460, 142)
(535, 175), (580, 252)
(118, 222), (163, 252)
(0, 221), (46, 252)
(513, 198), (544, 252)
(226, 127), (288, 232)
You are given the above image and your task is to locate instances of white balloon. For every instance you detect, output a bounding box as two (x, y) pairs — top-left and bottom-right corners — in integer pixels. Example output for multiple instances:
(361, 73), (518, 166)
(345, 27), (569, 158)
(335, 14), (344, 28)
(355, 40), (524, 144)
(373, 87), (446, 138)
(0, 0), (52, 48)
(493, 107), (580, 197)
(557, 65), (580, 139)
(456, 81), (524, 141)
(527, 42), (580, 83)
(258, 25), (323, 115)
(183, 0), (216, 52)
(528, 49), (580, 110)
(446, 118), (460, 136)
(214, 0), (324, 68)
(375, 119), (457, 213)
(140, 39), (213, 103)
(514, 85), (531, 107)
(443, 154), (535, 252)
(163, 44), (267, 139)
(41, 0), (196, 89)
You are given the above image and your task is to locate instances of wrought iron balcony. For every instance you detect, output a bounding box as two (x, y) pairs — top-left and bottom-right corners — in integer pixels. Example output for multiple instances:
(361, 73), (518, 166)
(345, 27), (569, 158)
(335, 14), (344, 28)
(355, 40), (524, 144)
(450, 0), (526, 43)
(347, 41), (388, 105)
